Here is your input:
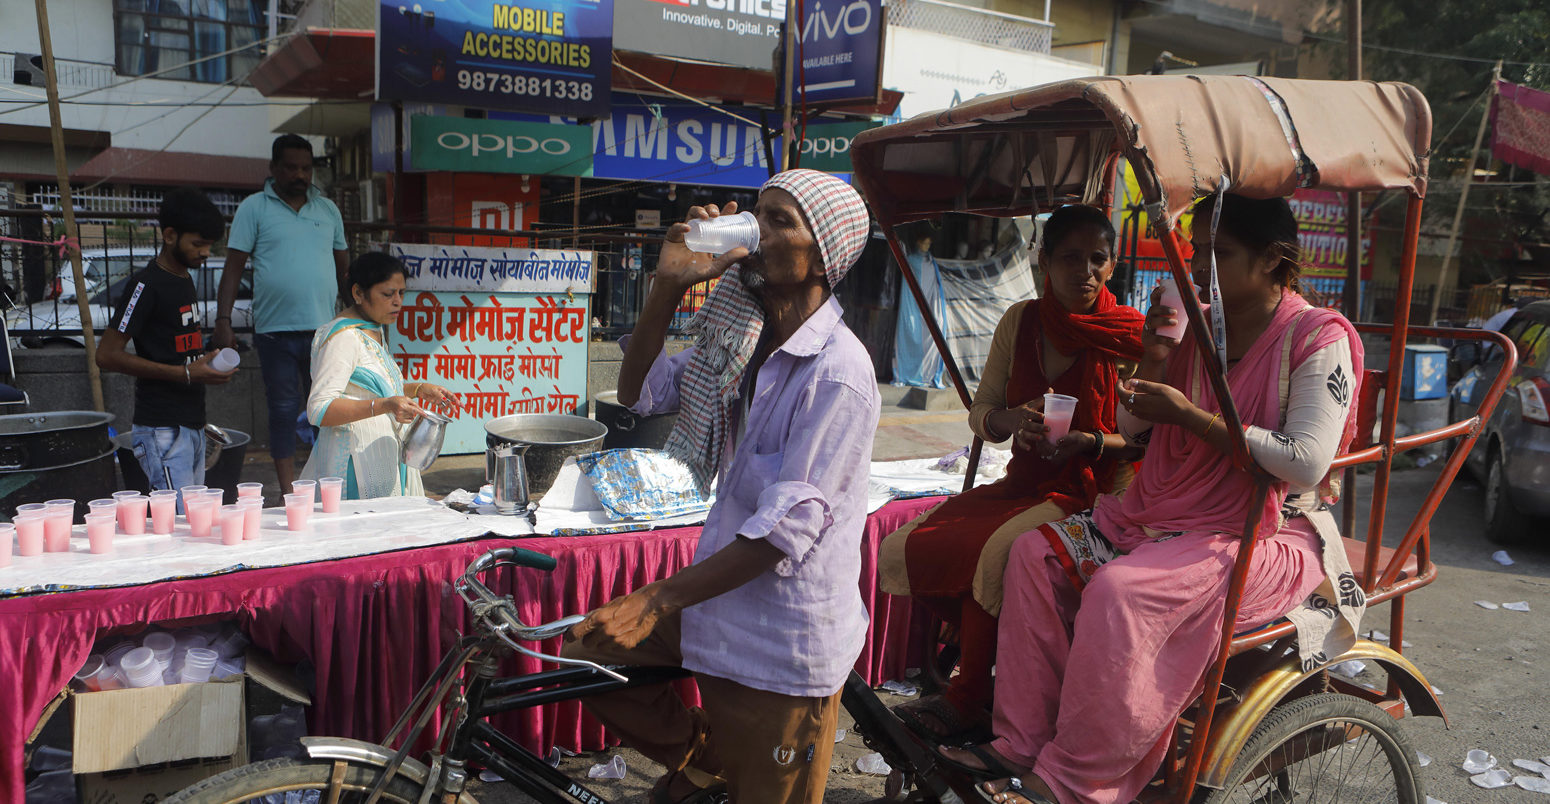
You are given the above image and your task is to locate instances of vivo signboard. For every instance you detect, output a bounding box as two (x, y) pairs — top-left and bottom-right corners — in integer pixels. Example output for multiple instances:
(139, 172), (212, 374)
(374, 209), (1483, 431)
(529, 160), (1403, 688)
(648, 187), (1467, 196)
(612, 0), (785, 69)
(377, 0), (613, 117)
(410, 116), (595, 175)
(795, 0), (883, 104)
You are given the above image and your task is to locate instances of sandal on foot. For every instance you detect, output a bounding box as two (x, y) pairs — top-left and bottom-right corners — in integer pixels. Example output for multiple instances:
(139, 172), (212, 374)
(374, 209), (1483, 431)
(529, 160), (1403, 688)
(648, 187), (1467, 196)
(976, 777), (1056, 804)
(893, 694), (986, 742)
(933, 742), (1022, 781)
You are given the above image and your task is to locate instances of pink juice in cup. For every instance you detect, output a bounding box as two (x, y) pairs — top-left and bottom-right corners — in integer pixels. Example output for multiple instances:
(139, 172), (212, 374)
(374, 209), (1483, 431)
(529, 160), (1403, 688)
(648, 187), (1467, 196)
(218, 505), (245, 545)
(186, 498), (216, 539)
(85, 512), (115, 554)
(236, 482), (263, 500)
(283, 493), (310, 531)
(1043, 393), (1078, 444)
(1155, 277), (1202, 342)
(291, 479), (316, 507)
(318, 477), (343, 514)
(119, 495), (149, 535)
(148, 490), (178, 534)
(111, 491), (139, 529)
(14, 513), (45, 556)
(238, 499), (262, 540)
(43, 499), (74, 552)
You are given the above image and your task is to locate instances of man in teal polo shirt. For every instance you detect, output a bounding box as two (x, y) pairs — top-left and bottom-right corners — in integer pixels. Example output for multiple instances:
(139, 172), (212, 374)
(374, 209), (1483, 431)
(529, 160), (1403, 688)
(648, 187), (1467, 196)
(214, 134), (348, 493)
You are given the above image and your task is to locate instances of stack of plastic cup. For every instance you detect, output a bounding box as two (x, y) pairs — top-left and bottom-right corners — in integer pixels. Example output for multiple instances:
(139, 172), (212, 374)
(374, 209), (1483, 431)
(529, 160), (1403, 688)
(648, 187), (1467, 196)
(283, 493), (311, 531)
(218, 504), (245, 545)
(42, 499), (74, 552)
(186, 493), (217, 538)
(180, 647), (218, 684)
(208, 627), (248, 661)
(85, 511), (116, 554)
(74, 655), (107, 691)
(90, 659), (124, 691)
(143, 631), (176, 675)
(120, 647), (163, 688)
(102, 640), (134, 669)
(13, 505), (45, 556)
(236, 482), (264, 501)
(148, 490), (178, 535)
(238, 498), (263, 541)
(179, 484), (207, 515)
(1043, 393), (1079, 444)
(0, 523), (13, 568)
(119, 494), (149, 535)
(291, 480), (316, 507)
(318, 477), (344, 514)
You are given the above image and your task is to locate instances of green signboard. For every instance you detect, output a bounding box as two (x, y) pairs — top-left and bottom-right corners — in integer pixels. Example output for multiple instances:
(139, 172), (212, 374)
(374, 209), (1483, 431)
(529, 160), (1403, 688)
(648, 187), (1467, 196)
(796, 121), (879, 174)
(410, 116), (594, 176)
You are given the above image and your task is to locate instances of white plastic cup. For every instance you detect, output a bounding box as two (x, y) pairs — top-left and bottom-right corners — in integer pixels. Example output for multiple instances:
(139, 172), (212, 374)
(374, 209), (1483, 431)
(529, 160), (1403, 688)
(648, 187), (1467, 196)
(0, 523), (13, 568)
(148, 490), (178, 534)
(85, 512), (116, 554)
(87, 498), (117, 517)
(291, 480), (316, 507)
(14, 513), (45, 556)
(179, 485), (208, 513)
(43, 499), (74, 552)
(202, 488), (227, 506)
(683, 211), (759, 255)
(238, 498), (262, 541)
(143, 631), (175, 668)
(92, 662), (124, 691)
(284, 493), (311, 531)
(74, 655), (107, 692)
(210, 347), (241, 372)
(1155, 277), (1201, 342)
(1043, 393), (1078, 444)
(209, 629), (249, 661)
(186, 496), (217, 539)
(318, 477), (344, 514)
(218, 504), (245, 545)
(236, 482), (264, 500)
(120, 647), (163, 688)
(180, 647), (218, 684)
(103, 640), (135, 670)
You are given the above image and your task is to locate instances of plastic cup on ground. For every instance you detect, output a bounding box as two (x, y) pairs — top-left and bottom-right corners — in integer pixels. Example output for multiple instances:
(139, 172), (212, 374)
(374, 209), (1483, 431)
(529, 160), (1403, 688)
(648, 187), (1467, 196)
(186, 497), (216, 539)
(43, 500), (74, 552)
(318, 477), (344, 513)
(120, 647), (162, 688)
(284, 493), (311, 531)
(1155, 277), (1201, 342)
(0, 524), (12, 567)
(148, 490), (178, 534)
(683, 211), (760, 255)
(210, 347), (240, 372)
(85, 513), (116, 554)
(14, 513), (45, 556)
(74, 655), (107, 691)
(180, 647), (218, 684)
(218, 504), (245, 545)
(291, 479), (317, 507)
(238, 498), (262, 540)
(236, 482), (264, 500)
(119, 494), (149, 535)
(1043, 393), (1078, 444)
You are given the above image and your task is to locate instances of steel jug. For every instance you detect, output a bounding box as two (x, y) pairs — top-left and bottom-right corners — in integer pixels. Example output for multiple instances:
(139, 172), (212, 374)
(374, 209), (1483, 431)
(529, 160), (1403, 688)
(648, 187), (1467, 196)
(400, 408), (451, 472)
(489, 442), (531, 515)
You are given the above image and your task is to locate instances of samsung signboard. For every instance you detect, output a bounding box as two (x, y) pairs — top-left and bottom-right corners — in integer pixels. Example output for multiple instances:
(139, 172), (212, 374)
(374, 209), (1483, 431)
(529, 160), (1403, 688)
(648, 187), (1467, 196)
(612, 0), (784, 69)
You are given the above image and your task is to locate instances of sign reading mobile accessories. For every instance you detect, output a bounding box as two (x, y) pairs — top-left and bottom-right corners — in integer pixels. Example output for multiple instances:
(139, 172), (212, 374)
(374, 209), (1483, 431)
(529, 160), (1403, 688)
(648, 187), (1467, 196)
(410, 116), (595, 176)
(377, 0), (613, 117)
(612, 0), (784, 70)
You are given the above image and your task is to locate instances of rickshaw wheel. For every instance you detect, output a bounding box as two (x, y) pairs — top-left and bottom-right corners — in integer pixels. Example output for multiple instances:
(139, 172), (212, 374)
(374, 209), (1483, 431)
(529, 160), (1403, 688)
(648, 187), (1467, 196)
(1202, 693), (1423, 804)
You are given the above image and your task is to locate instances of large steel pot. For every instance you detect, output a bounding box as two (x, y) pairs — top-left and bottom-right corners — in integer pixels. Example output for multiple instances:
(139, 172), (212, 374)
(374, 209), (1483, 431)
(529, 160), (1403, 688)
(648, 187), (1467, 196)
(594, 391), (678, 451)
(1, 411), (117, 517)
(483, 414), (608, 498)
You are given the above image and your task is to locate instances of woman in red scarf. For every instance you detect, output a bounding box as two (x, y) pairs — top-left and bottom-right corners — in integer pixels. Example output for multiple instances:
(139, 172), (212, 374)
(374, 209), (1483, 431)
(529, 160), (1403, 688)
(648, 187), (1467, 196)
(877, 205), (1144, 741)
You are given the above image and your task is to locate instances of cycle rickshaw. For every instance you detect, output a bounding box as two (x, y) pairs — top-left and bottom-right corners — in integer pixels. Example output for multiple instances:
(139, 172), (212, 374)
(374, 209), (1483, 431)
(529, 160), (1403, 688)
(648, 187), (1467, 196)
(169, 75), (1517, 804)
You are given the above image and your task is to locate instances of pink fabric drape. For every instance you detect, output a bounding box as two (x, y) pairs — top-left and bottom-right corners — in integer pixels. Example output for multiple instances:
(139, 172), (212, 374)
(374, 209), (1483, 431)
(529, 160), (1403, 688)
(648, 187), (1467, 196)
(0, 496), (939, 800)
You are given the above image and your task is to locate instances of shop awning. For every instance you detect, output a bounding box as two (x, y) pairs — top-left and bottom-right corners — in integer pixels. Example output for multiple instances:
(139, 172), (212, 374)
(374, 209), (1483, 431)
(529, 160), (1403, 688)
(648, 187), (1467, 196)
(249, 28), (376, 100)
(72, 148), (269, 188)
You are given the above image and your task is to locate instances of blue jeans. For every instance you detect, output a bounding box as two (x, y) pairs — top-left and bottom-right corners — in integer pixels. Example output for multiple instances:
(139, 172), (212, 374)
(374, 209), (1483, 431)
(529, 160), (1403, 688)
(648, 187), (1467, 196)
(255, 331), (315, 460)
(132, 425), (205, 513)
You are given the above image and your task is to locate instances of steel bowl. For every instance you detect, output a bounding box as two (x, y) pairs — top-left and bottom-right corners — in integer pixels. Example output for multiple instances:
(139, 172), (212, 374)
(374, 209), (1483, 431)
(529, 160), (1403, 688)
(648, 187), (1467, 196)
(482, 414), (608, 497)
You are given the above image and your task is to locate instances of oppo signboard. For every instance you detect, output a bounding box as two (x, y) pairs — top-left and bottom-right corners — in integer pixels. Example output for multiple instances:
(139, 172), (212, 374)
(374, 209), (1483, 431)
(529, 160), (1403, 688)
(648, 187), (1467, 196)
(410, 116), (595, 176)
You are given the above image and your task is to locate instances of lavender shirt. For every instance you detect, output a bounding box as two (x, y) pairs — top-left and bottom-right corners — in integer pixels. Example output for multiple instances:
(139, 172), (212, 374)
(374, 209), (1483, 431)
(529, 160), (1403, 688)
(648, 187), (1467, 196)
(629, 298), (880, 697)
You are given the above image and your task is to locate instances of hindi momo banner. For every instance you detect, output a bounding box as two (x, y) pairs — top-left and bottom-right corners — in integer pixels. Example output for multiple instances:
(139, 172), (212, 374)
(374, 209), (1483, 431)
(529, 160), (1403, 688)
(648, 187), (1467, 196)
(393, 290), (590, 454)
(389, 243), (597, 294)
(376, 0), (612, 117)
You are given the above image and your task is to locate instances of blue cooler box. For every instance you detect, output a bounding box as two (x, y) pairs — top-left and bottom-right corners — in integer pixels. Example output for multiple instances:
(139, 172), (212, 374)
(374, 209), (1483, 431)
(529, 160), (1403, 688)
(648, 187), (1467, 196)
(1401, 344), (1449, 400)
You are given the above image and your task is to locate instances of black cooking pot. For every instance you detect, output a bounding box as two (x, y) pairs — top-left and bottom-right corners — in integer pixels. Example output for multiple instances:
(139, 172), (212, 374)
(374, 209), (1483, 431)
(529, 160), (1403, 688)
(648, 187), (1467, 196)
(483, 414), (608, 498)
(0, 411), (117, 517)
(594, 391), (679, 451)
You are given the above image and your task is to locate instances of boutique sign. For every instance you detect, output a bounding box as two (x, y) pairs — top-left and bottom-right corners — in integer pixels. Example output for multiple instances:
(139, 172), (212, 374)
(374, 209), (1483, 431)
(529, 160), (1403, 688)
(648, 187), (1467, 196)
(377, 0), (613, 117)
(410, 116), (594, 175)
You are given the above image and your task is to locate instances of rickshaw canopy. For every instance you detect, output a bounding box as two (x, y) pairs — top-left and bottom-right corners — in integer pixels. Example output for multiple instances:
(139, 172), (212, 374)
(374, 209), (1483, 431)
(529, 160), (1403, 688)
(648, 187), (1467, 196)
(850, 75), (1431, 226)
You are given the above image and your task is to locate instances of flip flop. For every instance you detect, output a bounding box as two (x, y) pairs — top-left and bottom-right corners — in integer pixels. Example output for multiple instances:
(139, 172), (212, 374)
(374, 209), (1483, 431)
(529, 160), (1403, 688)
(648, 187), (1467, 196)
(893, 694), (987, 742)
(976, 777), (1057, 804)
(933, 742), (1022, 781)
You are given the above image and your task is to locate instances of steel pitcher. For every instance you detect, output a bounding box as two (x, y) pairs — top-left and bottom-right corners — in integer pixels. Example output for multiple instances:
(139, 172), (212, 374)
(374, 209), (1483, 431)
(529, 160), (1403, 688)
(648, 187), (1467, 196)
(400, 408), (452, 472)
(490, 442), (531, 515)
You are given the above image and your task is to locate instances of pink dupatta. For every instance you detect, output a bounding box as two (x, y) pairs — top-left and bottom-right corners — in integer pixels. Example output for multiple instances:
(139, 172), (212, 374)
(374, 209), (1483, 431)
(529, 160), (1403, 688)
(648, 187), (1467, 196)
(1099, 290), (1364, 540)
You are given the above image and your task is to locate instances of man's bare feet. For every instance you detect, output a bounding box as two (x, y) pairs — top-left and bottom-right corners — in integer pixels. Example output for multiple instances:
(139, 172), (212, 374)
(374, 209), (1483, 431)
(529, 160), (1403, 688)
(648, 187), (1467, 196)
(980, 773), (1059, 803)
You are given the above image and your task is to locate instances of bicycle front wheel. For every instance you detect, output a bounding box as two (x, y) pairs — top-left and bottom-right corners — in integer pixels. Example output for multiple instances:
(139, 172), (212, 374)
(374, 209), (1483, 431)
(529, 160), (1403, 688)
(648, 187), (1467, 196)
(165, 757), (446, 804)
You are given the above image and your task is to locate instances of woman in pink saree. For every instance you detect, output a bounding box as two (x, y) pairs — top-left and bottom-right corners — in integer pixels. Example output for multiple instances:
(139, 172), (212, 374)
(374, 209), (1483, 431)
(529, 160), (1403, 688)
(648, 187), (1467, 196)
(939, 193), (1367, 804)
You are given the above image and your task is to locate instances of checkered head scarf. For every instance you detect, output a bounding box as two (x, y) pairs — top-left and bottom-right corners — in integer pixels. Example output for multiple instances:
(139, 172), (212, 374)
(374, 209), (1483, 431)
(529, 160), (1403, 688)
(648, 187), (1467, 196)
(663, 169), (870, 487)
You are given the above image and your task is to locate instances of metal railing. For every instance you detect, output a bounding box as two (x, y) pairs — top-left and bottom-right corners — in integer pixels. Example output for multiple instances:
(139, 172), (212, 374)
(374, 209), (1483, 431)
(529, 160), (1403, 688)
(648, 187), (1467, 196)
(887, 0), (1053, 54)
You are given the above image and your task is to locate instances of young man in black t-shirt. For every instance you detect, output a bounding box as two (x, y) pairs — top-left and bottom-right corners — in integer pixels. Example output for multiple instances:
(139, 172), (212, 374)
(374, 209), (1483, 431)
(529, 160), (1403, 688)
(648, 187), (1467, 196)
(98, 188), (237, 500)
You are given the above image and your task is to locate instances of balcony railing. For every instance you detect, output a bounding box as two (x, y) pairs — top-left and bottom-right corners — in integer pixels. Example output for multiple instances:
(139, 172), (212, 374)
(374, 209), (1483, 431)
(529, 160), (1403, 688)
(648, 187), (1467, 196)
(887, 0), (1054, 55)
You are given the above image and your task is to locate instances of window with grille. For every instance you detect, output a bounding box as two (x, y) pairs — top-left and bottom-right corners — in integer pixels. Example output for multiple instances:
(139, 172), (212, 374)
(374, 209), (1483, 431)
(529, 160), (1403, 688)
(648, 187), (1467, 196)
(113, 0), (265, 84)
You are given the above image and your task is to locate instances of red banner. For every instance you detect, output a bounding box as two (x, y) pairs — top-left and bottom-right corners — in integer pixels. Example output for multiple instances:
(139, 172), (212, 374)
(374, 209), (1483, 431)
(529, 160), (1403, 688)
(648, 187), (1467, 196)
(1492, 80), (1550, 175)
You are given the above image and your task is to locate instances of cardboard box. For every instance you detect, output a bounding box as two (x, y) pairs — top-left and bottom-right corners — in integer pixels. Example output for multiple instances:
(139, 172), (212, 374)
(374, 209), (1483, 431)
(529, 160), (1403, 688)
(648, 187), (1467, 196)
(38, 649), (311, 804)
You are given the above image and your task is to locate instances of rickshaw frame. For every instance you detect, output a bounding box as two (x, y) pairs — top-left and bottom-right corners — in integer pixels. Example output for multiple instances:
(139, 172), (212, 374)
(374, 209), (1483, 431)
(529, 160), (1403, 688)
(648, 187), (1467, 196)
(849, 75), (1521, 801)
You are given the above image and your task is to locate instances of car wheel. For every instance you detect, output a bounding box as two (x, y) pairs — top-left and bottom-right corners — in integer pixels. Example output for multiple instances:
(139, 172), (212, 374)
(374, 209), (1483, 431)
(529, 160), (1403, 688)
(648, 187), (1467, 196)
(1484, 447), (1530, 545)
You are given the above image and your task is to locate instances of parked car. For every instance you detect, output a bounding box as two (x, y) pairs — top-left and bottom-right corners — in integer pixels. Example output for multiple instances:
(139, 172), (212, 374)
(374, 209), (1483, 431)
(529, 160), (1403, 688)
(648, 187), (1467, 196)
(1449, 300), (1550, 543)
(4, 261), (252, 348)
(54, 246), (160, 303)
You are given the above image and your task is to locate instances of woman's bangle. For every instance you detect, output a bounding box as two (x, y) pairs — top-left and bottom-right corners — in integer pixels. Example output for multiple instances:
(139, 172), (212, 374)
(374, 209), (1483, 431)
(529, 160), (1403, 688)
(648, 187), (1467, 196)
(370, 398), (376, 418)
(1199, 411), (1221, 437)
(1090, 431), (1105, 460)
